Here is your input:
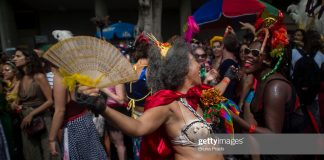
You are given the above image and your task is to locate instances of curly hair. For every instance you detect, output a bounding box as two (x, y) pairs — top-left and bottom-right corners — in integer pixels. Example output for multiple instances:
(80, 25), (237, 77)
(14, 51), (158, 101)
(147, 38), (191, 93)
(15, 48), (44, 80)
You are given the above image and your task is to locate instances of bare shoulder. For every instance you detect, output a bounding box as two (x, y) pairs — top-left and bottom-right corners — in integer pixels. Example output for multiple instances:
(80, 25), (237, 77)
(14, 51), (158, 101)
(264, 76), (291, 101)
(266, 74), (290, 88)
(146, 103), (174, 114)
(33, 73), (47, 81)
(166, 101), (180, 112)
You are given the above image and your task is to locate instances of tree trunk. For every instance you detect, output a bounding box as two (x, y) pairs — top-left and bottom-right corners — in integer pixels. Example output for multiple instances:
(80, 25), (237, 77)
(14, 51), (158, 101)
(94, 0), (108, 18)
(180, 0), (191, 36)
(137, 0), (162, 40)
(137, 0), (152, 33)
(0, 0), (17, 49)
(143, 1), (153, 33)
(152, 0), (162, 40)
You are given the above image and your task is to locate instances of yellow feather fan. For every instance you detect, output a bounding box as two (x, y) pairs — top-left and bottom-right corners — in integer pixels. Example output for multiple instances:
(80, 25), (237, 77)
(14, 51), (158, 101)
(43, 36), (137, 90)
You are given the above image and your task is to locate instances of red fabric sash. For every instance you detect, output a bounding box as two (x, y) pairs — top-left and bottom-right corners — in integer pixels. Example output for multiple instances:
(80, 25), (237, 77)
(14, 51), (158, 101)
(140, 84), (211, 160)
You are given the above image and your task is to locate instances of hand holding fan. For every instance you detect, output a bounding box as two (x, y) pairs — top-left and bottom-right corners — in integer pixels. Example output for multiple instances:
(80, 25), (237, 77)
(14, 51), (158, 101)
(43, 36), (137, 90)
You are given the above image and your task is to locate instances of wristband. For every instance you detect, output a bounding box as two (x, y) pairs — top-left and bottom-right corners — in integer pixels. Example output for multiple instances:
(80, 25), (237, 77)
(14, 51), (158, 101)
(221, 78), (230, 84)
(249, 124), (256, 133)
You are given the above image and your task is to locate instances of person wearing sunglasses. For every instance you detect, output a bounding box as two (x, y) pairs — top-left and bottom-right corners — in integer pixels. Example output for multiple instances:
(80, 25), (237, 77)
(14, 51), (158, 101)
(193, 47), (220, 86)
(237, 43), (255, 112)
(231, 13), (300, 134)
(193, 47), (208, 65)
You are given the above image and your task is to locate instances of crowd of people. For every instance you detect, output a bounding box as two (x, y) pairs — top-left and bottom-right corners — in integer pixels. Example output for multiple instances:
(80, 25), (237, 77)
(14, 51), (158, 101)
(0, 14), (323, 160)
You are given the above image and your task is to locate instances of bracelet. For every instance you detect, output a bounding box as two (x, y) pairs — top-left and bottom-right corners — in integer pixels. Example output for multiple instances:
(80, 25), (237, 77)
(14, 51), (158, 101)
(49, 139), (55, 142)
(249, 124), (256, 133)
(221, 78), (230, 84)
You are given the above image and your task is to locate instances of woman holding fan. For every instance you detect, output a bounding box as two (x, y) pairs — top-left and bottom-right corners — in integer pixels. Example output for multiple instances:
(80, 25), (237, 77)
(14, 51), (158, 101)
(76, 37), (239, 160)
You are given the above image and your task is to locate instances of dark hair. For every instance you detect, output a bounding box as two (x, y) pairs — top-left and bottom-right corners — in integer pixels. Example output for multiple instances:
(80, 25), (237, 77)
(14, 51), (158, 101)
(192, 46), (205, 53)
(133, 39), (149, 62)
(294, 29), (306, 42)
(304, 30), (322, 55)
(223, 33), (240, 58)
(147, 38), (190, 93)
(15, 48), (44, 80)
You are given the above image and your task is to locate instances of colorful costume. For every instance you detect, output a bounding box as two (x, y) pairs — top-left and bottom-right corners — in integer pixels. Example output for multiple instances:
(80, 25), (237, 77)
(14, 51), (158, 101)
(140, 85), (239, 160)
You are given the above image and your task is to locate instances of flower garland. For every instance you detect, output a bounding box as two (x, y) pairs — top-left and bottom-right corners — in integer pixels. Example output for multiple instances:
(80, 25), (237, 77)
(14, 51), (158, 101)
(200, 88), (240, 134)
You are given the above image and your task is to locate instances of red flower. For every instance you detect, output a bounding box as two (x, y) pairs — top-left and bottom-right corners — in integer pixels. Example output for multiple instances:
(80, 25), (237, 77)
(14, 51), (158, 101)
(271, 27), (288, 48)
(255, 18), (264, 30)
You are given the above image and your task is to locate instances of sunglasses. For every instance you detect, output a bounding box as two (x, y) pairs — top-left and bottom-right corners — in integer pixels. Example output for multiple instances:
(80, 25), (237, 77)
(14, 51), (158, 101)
(194, 54), (207, 59)
(244, 48), (262, 57)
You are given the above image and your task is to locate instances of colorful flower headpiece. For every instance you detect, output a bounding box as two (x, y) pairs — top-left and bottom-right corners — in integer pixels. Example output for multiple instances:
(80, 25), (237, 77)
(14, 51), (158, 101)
(145, 33), (171, 57)
(184, 16), (200, 43)
(254, 11), (289, 80)
(134, 32), (150, 45)
(209, 36), (223, 47)
(255, 11), (289, 57)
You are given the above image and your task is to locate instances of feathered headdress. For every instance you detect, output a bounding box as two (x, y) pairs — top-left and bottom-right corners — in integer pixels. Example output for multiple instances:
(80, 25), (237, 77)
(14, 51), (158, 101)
(52, 30), (73, 41)
(183, 16), (200, 43)
(254, 11), (289, 80)
(145, 33), (171, 58)
(134, 32), (150, 45)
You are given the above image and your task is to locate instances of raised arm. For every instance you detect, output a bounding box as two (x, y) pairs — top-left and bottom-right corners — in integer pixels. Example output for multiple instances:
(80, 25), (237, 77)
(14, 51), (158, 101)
(240, 22), (256, 35)
(213, 65), (239, 95)
(77, 86), (172, 137)
(101, 104), (171, 137)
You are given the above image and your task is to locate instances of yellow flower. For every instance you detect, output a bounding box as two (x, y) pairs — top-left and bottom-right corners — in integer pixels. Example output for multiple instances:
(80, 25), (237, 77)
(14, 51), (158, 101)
(200, 88), (226, 106)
